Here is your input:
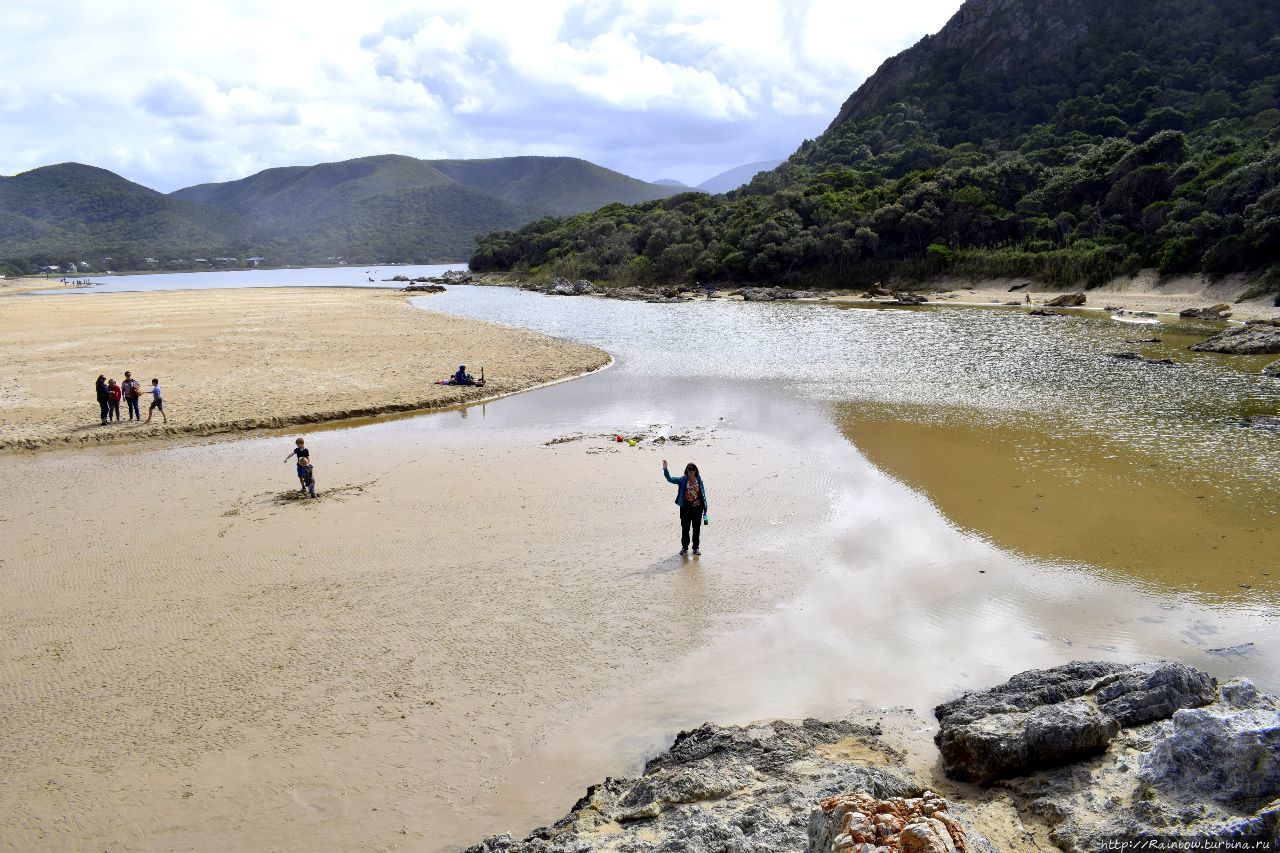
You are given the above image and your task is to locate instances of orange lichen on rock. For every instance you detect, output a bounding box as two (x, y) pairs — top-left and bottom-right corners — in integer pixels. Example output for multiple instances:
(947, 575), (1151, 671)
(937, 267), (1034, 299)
(815, 791), (967, 853)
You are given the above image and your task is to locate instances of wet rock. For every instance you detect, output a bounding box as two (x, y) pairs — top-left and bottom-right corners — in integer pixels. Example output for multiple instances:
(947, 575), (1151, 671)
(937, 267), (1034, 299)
(890, 292), (928, 305)
(1027, 308), (1061, 316)
(1109, 352), (1177, 366)
(441, 270), (474, 284)
(1207, 642), (1256, 658)
(402, 283), (445, 292)
(1045, 292), (1086, 307)
(1190, 324), (1280, 354)
(1124, 337), (1162, 343)
(741, 286), (799, 301)
(1179, 303), (1232, 320)
(865, 283), (892, 297)
(934, 661), (1216, 783)
(1130, 310), (1158, 318)
(1263, 360), (1280, 376)
(808, 791), (967, 853)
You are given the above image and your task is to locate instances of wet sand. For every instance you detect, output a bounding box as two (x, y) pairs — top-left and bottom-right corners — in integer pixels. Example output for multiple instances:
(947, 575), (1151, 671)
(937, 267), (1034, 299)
(0, 287), (609, 450)
(3, 283), (1278, 851)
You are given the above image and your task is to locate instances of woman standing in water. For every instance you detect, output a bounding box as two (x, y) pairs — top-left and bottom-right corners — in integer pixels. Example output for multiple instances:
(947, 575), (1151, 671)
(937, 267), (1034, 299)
(662, 459), (708, 556)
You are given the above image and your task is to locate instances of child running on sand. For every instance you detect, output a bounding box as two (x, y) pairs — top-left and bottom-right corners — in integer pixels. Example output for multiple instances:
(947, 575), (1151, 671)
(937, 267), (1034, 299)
(284, 438), (314, 496)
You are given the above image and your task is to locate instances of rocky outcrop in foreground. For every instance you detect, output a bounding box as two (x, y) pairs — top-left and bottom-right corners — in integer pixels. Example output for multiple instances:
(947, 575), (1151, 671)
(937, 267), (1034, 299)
(465, 718), (999, 852)
(468, 662), (1278, 852)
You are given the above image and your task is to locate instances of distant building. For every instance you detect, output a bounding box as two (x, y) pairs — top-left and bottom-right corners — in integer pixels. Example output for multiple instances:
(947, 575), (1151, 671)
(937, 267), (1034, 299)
(246, 256), (267, 266)
(144, 258), (158, 264)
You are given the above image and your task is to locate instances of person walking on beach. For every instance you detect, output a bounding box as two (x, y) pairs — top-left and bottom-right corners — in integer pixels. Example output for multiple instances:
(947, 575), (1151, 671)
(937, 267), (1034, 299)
(662, 459), (708, 556)
(144, 378), (166, 424)
(121, 372), (142, 421)
(284, 438), (313, 495)
(95, 375), (110, 425)
(107, 379), (122, 422)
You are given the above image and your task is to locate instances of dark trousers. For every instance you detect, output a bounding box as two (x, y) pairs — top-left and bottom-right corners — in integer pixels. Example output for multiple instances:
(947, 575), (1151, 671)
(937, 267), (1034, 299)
(680, 502), (703, 550)
(98, 398), (110, 423)
(126, 397), (141, 419)
(108, 400), (120, 420)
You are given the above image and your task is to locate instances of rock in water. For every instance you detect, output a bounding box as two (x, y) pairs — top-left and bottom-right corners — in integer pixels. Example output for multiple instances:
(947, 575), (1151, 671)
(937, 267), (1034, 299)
(1190, 324), (1280, 354)
(1045, 292), (1086, 307)
(1179, 303), (1232, 320)
(934, 661), (1216, 783)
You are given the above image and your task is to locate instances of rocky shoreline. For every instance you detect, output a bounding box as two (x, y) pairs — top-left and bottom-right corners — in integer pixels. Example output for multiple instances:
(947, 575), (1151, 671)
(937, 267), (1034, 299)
(466, 661), (1279, 852)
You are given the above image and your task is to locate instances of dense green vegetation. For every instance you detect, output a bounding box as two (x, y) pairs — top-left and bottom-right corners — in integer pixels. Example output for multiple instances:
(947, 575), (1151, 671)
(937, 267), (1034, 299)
(0, 155), (681, 275)
(472, 0), (1280, 291)
(0, 164), (256, 276)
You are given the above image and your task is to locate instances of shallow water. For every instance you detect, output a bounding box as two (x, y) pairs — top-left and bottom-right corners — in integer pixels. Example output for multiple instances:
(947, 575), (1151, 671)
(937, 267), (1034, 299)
(3, 278), (1278, 851)
(50, 262), (467, 294)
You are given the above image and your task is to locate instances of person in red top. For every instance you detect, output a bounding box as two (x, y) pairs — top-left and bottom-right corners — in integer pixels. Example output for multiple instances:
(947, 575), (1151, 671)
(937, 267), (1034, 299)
(106, 378), (122, 421)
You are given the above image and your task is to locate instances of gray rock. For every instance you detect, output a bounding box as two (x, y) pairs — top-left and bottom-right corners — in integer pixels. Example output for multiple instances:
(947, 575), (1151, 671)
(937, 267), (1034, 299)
(1046, 292), (1086, 307)
(1138, 685), (1280, 806)
(1179, 303), (1232, 320)
(1093, 662), (1217, 727)
(1190, 324), (1280, 354)
(1028, 308), (1062, 316)
(936, 698), (1119, 784)
(889, 291), (928, 305)
(463, 718), (942, 852)
(935, 661), (1216, 783)
(1263, 360), (1280, 377)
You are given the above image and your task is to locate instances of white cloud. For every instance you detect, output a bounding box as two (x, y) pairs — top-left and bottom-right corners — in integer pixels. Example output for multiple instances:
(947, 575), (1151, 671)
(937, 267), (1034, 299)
(0, 0), (964, 190)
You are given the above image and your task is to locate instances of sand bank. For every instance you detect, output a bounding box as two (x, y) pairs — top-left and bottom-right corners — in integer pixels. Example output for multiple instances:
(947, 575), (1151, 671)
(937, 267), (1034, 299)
(0, 286), (609, 450)
(922, 271), (1279, 322)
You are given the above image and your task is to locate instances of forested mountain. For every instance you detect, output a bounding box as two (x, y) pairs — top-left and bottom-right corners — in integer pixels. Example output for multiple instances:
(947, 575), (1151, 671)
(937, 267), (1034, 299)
(0, 164), (254, 271)
(0, 155), (681, 273)
(170, 154), (680, 264)
(471, 0), (1280, 291)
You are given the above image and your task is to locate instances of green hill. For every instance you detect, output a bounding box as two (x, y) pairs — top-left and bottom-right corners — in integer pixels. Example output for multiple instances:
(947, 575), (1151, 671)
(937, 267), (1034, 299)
(471, 0), (1280, 291)
(172, 154), (681, 263)
(0, 163), (254, 272)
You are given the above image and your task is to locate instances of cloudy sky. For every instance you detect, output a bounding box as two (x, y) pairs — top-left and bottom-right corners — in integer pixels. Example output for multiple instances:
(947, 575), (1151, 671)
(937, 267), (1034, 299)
(0, 0), (963, 192)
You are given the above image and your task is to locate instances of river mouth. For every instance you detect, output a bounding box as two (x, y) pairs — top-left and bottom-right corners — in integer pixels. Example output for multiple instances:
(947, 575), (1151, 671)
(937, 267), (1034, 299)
(2, 282), (1277, 851)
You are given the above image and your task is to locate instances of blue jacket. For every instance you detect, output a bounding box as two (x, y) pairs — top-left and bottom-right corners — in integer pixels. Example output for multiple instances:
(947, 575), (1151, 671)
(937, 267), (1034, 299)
(664, 468), (708, 510)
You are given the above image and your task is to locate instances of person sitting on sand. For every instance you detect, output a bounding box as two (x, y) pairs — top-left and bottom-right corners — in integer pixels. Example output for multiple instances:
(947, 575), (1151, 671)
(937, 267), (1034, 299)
(95, 375), (110, 426)
(107, 379), (122, 422)
(298, 456), (317, 499)
(662, 459), (708, 556)
(284, 438), (312, 493)
(452, 365), (474, 385)
(144, 378), (167, 424)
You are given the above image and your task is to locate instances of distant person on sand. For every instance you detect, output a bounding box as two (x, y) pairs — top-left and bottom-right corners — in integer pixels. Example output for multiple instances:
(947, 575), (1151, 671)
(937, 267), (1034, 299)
(662, 459), (708, 556)
(144, 378), (166, 424)
(95, 375), (110, 425)
(284, 437), (313, 495)
(452, 365), (474, 385)
(121, 372), (142, 421)
(107, 379), (122, 422)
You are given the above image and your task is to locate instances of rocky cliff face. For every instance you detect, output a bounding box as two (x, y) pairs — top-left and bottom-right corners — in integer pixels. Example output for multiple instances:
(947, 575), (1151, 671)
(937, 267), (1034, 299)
(827, 0), (1094, 130)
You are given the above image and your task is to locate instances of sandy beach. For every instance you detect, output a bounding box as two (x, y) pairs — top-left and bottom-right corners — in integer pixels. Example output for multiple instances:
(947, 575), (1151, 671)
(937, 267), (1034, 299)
(0, 285), (609, 450)
(924, 270), (1280, 322)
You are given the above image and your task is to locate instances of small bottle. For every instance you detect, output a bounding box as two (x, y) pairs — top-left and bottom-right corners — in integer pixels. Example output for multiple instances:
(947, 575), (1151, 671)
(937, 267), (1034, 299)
(703, 512), (709, 526)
